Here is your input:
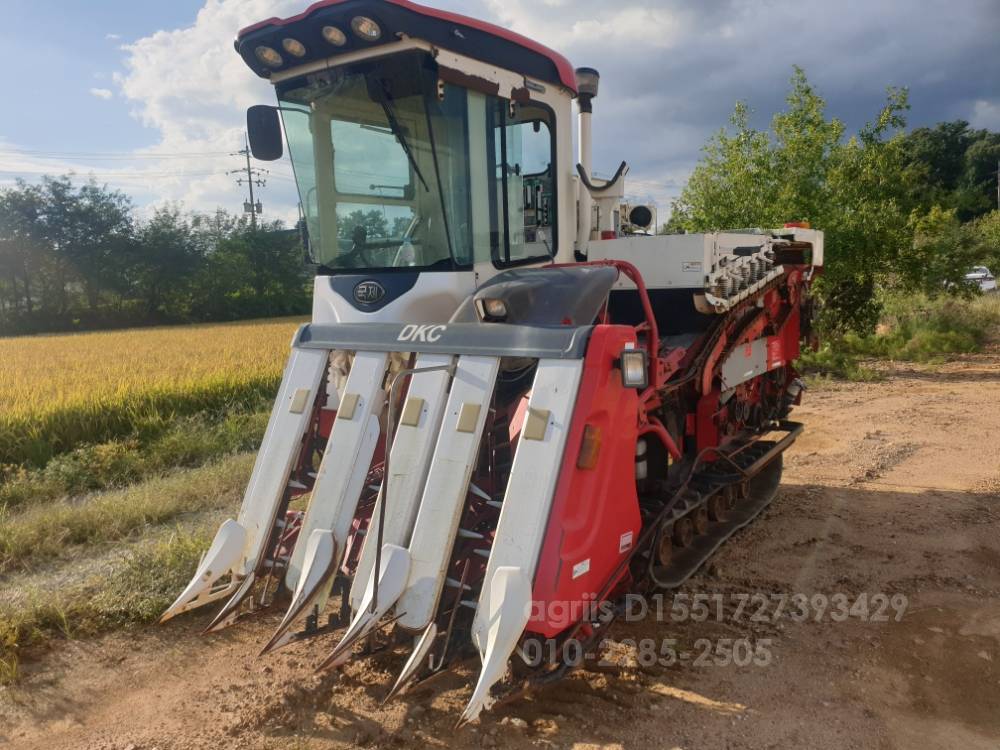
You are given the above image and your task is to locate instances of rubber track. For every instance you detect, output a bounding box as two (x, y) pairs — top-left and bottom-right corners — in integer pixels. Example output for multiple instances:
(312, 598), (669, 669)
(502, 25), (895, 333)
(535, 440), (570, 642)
(649, 451), (784, 588)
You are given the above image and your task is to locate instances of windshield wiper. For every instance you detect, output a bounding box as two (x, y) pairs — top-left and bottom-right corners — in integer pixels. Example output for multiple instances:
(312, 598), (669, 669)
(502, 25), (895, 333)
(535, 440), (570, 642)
(373, 81), (429, 193)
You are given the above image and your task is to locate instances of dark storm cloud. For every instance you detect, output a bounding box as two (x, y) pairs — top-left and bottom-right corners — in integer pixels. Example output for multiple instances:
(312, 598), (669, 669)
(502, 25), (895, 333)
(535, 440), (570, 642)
(434, 0), (1000, 209)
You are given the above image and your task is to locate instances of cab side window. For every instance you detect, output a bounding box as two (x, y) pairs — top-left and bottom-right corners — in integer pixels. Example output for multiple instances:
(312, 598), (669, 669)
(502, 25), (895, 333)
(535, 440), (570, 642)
(487, 100), (556, 266)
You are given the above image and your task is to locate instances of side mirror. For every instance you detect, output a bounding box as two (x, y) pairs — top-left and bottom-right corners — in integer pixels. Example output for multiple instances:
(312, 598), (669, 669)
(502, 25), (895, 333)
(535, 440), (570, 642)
(247, 105), (283, 161)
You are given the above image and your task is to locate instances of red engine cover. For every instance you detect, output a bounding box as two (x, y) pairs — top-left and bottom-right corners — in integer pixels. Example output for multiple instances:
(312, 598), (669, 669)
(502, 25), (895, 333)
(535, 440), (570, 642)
(527, 325), (642, 638)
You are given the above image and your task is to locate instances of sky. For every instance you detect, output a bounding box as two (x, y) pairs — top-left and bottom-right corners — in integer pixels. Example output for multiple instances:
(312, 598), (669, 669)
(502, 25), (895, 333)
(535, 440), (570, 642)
(1, 0), (999, 225)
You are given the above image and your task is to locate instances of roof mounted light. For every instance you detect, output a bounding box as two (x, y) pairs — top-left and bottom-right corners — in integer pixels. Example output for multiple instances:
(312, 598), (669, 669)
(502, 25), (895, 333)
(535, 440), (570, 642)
(351, 16), (382, 41)
(575, 67), (600, 98)
(322, 25), (347, 46)
(255, 45), (284, 68)
(282, 38), (307, 58)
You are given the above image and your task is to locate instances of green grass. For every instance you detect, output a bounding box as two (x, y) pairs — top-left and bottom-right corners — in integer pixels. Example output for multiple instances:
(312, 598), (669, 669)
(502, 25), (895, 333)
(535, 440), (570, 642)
(799, 292), (1000, 379)
(0, 527), (211, 683)
(797, 343), (881, 382)
(847, 292), (1000, 362)
(0, 409), (269, 514)
(0, 452), (253, 572)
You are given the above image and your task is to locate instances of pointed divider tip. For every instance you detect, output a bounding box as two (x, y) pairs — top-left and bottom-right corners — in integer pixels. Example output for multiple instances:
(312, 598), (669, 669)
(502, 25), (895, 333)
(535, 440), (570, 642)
(259, 529), (339, 655)
(315, 543), (411, 672)
(384, 622), (438, 704)
(159, 518), (247, 624)
(203, 570), (258, 634)
(460, 566), (532, 725)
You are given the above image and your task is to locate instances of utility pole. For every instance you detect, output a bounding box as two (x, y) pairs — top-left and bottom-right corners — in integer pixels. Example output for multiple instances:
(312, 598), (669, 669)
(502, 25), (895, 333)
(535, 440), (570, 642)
(228, 135), (268, 229)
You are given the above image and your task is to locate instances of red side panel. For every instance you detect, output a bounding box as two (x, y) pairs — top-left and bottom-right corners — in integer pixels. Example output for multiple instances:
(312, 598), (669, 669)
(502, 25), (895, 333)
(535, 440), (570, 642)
(527, 325), (642, 638)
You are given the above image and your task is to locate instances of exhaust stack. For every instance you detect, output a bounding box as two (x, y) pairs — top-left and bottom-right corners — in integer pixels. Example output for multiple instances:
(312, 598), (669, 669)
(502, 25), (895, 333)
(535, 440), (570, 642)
(576, 67), (600, 248)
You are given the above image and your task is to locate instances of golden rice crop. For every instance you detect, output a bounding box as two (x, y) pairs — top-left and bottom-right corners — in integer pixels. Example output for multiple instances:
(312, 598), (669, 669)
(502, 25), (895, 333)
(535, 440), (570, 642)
(0, 317), (305, 467)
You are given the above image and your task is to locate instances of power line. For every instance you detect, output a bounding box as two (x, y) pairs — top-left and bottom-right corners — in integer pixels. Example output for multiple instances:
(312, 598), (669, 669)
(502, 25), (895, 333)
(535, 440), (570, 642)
(0, 147), (233, 159)
(0, 168), (230, 178)
(227, 136), (268, 228)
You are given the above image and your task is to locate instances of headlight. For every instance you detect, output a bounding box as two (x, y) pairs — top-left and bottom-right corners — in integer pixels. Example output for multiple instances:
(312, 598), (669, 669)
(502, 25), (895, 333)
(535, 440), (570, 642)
(619, 349), (648, 389)
(351, 16), (382, 41)
(282, 38), (307, 58)
(322, 25), (347, 46)
(254, 45), (283, 68)
(477, 298), (508, 322)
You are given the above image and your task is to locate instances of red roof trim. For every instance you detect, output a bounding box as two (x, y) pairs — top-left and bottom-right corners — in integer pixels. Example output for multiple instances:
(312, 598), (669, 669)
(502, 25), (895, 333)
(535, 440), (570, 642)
(237, 0), (577, 92)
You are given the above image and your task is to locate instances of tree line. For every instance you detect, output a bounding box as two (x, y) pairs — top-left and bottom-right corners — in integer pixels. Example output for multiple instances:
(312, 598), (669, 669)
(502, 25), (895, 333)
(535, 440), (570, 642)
(668, 68), (1000, 332)
(0, 176), (311, 336)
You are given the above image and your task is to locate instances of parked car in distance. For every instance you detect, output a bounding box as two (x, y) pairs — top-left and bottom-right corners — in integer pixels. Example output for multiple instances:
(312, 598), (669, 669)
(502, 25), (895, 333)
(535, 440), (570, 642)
(965, 266), (997, 293)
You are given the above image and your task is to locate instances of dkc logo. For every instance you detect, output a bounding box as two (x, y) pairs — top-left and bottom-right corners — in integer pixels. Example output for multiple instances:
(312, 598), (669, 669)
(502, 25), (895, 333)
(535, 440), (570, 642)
(397, 324), (447, 342)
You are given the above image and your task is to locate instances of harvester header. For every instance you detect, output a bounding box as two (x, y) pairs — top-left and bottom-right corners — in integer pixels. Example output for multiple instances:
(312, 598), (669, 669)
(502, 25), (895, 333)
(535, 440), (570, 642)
(154, 0), (825, 724)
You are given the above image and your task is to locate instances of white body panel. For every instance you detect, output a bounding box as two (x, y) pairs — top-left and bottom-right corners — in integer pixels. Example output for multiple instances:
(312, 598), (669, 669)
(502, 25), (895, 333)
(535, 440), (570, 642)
(159, 345), (327, 622)
(236, 346), (329, 575)
(471, 359), (583, 649)
(587, 234), (709, 289)
(312, 272), (477, 325)
(349, 353), (455, 611)
(285, 351), (388, 591)
(396, 355), (500, 631)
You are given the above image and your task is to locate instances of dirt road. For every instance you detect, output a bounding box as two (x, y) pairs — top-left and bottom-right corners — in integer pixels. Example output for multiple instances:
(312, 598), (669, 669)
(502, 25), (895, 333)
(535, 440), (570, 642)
(2, 349), (999, 750)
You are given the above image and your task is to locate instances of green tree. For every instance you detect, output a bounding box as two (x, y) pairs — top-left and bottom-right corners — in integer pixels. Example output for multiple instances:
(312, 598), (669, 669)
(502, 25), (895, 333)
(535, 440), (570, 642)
(970, 210), (1000, 271)
(0, 182), (46, 323)
(191, 222), (309, 320)
(901, 206), (980, 295)
(900, 122), (1000, 221)
(670, 68), (914, 332)
(38, 176), (134, 315)
(130, 205), (201, 318)
(338, 209), (389, 240)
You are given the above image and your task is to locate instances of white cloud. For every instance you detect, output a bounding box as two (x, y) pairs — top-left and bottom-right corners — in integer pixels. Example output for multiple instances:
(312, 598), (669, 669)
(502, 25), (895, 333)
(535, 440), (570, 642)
(970, 99), (1000, 130)
(106, 33), (121, 41)
(11, 0), (998, 223)
(109, 0), (304, 221)
(89, 87), (113, 100)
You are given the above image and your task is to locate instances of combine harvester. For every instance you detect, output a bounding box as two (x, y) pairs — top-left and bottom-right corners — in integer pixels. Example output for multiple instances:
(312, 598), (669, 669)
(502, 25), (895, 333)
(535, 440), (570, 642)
(160, 0), (822, 721)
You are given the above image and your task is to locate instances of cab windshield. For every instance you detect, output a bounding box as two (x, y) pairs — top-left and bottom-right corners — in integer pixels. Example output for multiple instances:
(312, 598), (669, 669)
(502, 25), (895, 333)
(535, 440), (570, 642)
(277, 52), (556, 272)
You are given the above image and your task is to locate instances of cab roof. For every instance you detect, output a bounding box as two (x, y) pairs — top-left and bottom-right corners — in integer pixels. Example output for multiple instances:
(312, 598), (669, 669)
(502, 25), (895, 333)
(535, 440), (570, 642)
(236, 0), (577, 93)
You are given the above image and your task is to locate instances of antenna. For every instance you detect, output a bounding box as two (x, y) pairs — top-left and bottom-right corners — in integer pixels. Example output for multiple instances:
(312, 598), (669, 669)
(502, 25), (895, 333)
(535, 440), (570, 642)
(228, 134), (269, 228)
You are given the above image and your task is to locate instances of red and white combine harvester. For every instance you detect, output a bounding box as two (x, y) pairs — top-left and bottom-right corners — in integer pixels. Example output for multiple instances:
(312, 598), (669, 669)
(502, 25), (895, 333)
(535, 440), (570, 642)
(160, 0), (822, 721)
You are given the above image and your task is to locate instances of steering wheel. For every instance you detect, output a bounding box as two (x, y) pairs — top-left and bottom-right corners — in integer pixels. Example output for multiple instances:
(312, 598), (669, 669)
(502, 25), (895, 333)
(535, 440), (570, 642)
(336, 225), (373, 267)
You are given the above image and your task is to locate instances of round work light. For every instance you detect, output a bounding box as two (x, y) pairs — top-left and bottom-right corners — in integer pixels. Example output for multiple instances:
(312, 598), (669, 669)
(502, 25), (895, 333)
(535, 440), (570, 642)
(322, 25), (347, 46)
(255, 46), (284, 68)
(351, 16), (382, 41)
(282, 38), (307, 58)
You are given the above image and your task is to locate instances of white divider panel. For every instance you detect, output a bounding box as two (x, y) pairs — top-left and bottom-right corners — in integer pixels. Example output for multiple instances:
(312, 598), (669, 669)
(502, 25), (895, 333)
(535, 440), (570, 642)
(236, 346), (328, 576)
(284, 351), (389, 591)
(349, 353), (455, 611)
(396, 355), (501, 631)
(471, 359), (584, 650)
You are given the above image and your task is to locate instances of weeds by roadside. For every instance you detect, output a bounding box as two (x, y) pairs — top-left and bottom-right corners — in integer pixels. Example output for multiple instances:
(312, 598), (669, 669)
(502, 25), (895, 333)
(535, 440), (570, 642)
(0, 452), (253, 572)
(0, 527), (210, 684)
(798, 292), (1000, 380)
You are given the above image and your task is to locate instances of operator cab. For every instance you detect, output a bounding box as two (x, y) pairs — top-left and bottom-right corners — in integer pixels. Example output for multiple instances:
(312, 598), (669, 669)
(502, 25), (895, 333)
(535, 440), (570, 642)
(237, 0), (577, 324)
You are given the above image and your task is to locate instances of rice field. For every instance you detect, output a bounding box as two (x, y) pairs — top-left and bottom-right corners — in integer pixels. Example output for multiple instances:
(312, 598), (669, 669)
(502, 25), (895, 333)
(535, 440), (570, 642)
(0, 318), (305, 468)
